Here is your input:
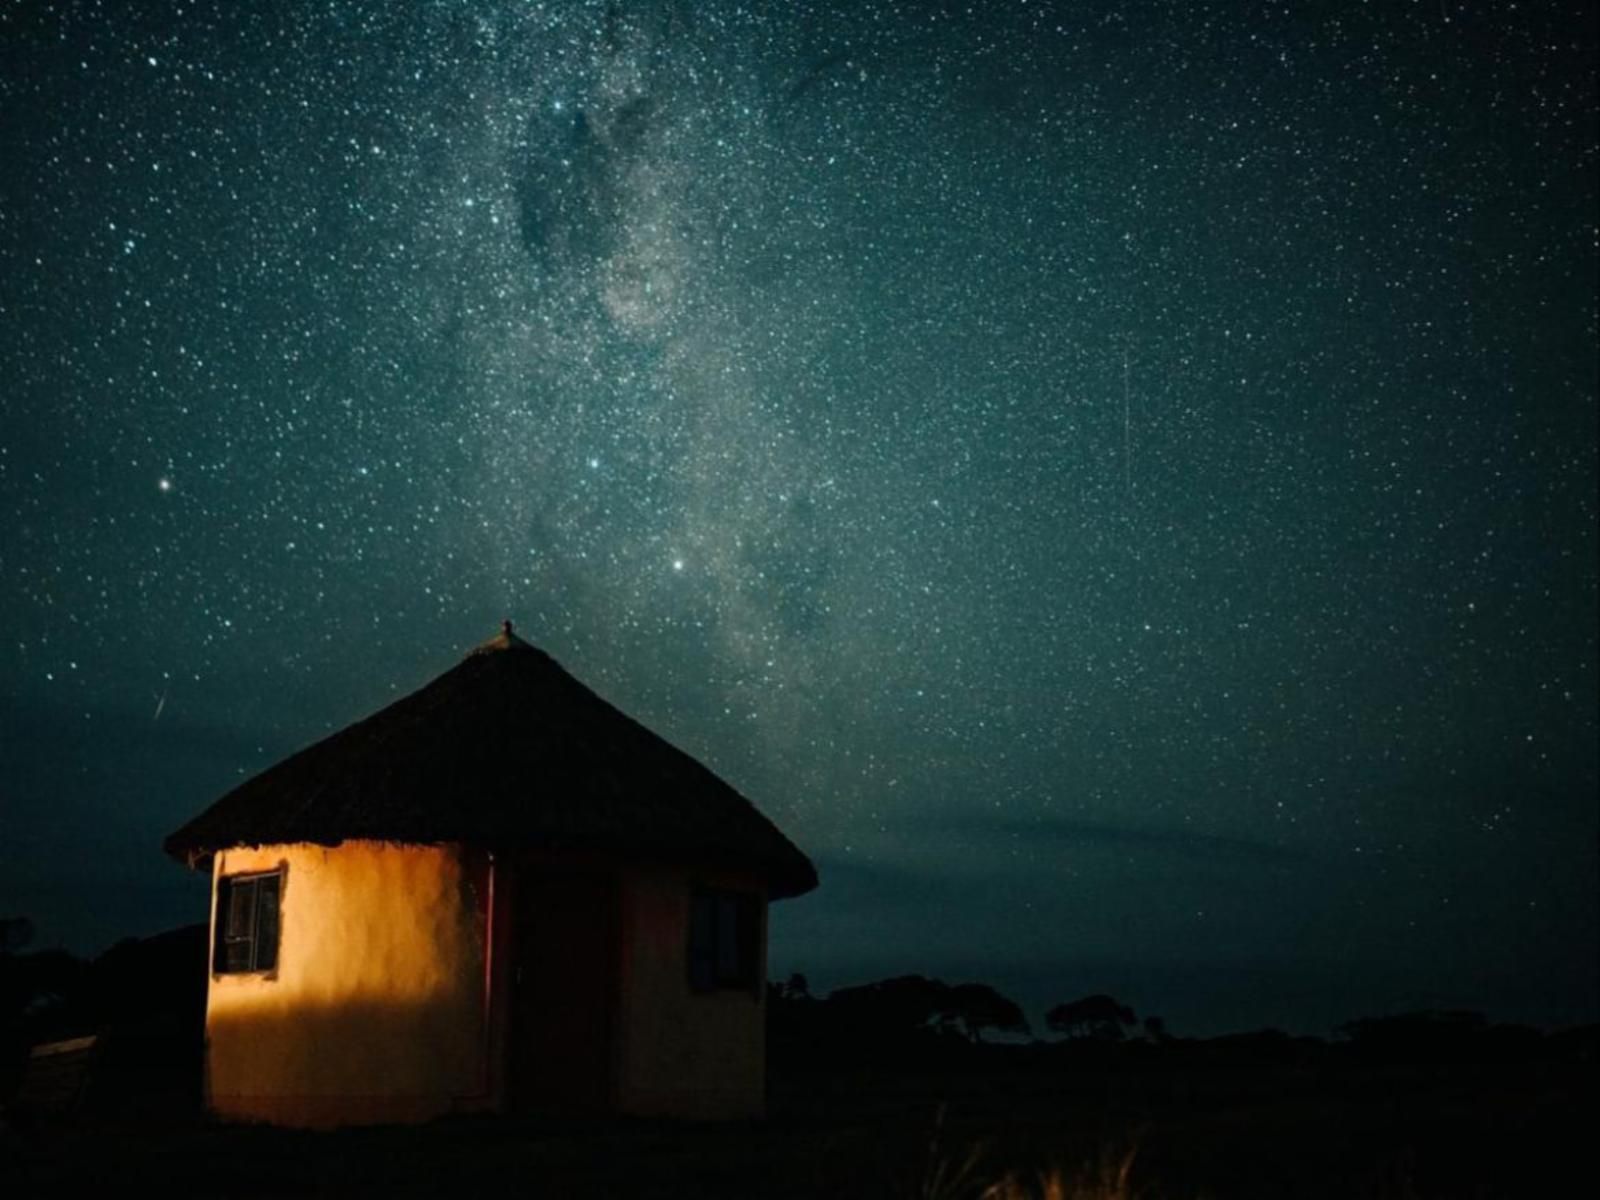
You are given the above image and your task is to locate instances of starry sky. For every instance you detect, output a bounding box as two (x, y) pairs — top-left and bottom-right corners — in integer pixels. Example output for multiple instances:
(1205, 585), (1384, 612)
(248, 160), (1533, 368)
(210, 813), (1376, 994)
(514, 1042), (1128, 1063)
(2, 0), (1595, 1036)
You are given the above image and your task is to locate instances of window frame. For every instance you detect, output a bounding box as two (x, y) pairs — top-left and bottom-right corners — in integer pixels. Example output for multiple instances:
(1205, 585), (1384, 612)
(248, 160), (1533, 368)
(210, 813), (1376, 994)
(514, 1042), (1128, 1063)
(686, 885), (762, 995)
(212, 866), (285, 978)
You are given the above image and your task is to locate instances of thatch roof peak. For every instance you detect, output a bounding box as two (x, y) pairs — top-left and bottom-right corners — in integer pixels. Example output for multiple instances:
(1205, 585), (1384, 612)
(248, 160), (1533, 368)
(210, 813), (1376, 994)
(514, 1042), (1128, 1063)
(469, 618), (535, 656)
(163, 625), (818, 899)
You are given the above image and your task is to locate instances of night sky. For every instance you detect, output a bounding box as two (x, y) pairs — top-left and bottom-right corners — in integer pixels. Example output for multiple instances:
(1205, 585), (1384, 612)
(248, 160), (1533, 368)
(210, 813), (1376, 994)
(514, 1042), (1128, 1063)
(2, 1), (1595, 1036)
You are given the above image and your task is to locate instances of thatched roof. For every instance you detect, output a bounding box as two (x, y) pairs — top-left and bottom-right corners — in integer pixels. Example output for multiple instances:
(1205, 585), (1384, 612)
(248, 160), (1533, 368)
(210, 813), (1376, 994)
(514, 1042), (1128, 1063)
(163, 624), (817, 899)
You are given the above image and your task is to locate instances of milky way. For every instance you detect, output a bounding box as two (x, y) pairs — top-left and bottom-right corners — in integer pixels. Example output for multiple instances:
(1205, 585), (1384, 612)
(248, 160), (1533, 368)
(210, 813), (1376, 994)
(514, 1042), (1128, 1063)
(2, 1), (1595, 1033)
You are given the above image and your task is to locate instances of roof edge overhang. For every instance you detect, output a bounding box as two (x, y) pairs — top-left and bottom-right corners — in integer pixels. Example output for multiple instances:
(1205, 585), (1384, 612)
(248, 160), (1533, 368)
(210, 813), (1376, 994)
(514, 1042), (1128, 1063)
(165, 831), (818, 899)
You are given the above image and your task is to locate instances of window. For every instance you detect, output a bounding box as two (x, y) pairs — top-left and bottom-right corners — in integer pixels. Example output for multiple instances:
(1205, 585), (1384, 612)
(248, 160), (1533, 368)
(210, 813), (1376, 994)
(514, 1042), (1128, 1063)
(687, 888), (760, 992)
(214, 870), (282, 975)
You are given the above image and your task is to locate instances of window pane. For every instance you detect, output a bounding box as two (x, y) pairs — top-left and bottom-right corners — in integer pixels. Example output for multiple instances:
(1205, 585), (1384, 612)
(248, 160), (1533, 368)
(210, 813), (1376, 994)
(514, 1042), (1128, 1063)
(688, 893), (715, 991)
(215, 872), (283, 974)
(225, 878), (256, 939)
(222, 938), (254, 973)
(689, 888), (760, 991)
(735, 894), (760, 988)
(254, 875), (280, 972)
(715, 895), (741, 984)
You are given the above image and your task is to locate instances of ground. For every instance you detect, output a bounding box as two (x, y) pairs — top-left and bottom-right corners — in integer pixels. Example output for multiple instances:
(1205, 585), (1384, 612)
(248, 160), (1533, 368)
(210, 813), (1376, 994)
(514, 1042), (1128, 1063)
(2, 1045), (1593, 1198)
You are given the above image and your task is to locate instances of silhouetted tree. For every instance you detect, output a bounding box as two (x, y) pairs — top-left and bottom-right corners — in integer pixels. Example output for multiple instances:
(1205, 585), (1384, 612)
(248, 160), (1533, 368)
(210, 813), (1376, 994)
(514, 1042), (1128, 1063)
(945, 982), (1031, 1042)
(824, 975), (1031, 1042)
(766, 972), (816, 1038)
(829, 974), (956, 1035)
(1143, 1015), (1170, 1043)
(1046, 993), (1137, 1042)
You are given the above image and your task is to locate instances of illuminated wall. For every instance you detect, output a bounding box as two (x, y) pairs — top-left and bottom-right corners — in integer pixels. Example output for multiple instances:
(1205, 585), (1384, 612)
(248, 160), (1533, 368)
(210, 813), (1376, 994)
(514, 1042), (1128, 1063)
(205, 841), (491, 1128)
(203, 842), (769, 1126)
(615, 865), (767, 1119)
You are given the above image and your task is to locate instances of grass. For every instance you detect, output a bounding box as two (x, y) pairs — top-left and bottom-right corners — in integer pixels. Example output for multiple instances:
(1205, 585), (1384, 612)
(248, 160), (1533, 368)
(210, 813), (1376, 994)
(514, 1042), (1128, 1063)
(979, 1143), (1141, 1200)
(2, 1051), (1592, 1197)
(912, 1103), (1143, 1200)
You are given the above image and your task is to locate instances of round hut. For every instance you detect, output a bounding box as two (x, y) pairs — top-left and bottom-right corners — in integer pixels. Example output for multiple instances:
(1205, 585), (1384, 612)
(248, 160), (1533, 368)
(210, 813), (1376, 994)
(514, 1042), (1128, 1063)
(164, 622), (817, 1127)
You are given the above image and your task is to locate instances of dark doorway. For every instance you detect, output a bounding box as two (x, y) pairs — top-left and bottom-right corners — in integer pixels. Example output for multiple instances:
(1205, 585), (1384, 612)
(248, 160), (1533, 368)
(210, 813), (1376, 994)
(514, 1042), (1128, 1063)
(510, 866), (619, 1113)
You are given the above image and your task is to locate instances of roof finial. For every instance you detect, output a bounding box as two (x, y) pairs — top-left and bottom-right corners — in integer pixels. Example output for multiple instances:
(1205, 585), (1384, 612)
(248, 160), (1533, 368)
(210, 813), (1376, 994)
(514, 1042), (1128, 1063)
(467, 620), (527, 657)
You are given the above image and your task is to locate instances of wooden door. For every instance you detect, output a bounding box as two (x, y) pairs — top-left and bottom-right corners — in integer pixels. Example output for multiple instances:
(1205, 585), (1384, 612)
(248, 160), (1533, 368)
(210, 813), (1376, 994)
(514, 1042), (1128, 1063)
(510, 867), (619, 1113)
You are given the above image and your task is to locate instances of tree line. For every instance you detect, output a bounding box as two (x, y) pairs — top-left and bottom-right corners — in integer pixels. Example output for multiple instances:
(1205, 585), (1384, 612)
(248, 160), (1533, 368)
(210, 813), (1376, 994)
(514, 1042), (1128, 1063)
(767, 972), (1162, 1051)
(5, 919), (1588, 1111)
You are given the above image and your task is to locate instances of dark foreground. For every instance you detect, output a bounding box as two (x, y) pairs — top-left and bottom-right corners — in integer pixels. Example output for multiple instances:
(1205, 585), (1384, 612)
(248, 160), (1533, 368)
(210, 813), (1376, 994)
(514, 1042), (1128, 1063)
(3, 1042), (1594, 1199)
